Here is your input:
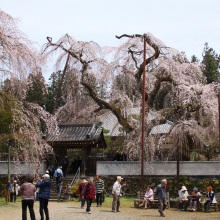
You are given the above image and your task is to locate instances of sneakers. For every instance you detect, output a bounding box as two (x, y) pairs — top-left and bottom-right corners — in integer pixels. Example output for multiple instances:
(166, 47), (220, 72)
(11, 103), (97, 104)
(192, 208), (195, 212)
(112, 210), (117, 213)
(88, 211), (91, 214)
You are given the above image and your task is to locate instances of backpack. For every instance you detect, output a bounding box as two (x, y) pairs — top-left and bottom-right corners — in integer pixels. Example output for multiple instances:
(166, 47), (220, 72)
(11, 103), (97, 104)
(63, 159), (68, 165)
(48, 166), (53, 172)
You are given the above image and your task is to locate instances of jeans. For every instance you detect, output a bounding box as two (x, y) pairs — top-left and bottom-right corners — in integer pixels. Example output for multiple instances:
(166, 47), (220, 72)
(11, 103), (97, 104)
(22, 199), (36, 220)
(112, 194), (120, 211)
(204, 200), (212, 212)
(10, 193), (16, 202)
(85, 199), (93, 212)
(158, 199), (167, 214)
(178, 200), (188, 210)
(190, 199), (198, 210)
(80, 196), (85, 207)
(39, 197), (49, 220)
(96, 192), (103, 206)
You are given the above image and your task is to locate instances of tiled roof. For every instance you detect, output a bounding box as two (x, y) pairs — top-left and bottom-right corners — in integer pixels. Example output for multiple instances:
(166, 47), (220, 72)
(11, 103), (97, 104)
(97, 108), (159, 136)
(47, 122), (104, 142)
(149, 120), (174, 135)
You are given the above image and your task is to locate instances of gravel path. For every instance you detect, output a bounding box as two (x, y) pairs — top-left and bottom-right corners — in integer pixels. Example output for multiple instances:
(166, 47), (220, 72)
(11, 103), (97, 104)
(0, 200), (220, 220)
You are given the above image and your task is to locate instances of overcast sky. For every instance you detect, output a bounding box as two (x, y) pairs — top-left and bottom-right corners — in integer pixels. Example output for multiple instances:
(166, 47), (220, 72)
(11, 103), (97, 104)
(1, 0), (220, 77)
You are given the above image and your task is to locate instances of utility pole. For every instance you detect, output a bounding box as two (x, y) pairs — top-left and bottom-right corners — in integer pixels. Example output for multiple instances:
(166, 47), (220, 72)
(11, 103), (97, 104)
(7, 139), (10, 182)
(218, 94), (220, 144)
(141, 34), (147, 192)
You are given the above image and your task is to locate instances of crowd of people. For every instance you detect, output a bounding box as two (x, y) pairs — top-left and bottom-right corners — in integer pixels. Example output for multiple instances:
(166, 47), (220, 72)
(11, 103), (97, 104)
(5, 156), (219, 219)
(178, 185), (217, 213)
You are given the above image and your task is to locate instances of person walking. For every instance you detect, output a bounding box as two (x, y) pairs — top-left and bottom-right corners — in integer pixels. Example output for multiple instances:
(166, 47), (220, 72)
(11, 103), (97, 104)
(20, 176), (36, 220)
(54, 166), (63, 186)
(36, 174), (51, 220)
(47, 165), (55, 180)
(57, 180), (63, 203)
(156, 179), (167, 217)
(61, 156), (69, 177)
(78, 179), (87, 208)
(82, 178), (96, 214)
(112, 176), (126, 213)
(95, 175), (104, 207)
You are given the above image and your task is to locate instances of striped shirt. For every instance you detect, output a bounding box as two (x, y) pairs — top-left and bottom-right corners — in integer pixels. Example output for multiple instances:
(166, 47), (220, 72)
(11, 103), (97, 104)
(95, 179), (104, 193)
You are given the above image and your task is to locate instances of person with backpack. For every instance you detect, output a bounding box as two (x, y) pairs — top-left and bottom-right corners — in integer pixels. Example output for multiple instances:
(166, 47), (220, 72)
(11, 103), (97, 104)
(54, 166), (63, 186)
(47, 165), (55, 180)
(61, 156), (69, 177)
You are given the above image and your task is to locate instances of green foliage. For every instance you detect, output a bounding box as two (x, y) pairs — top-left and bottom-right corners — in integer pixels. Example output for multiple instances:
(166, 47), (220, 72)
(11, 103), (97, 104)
(0, 92), (14, 152)
(45, 70), (65, 114)
(154, 86), (171, 110)
(26, 70), (47, 108)
(202, 42), (220, 84)
(191, 55), (199, 63)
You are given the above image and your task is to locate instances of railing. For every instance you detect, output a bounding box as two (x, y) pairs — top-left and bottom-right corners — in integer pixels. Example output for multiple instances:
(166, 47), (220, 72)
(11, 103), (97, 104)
(70, 167), (80, 186)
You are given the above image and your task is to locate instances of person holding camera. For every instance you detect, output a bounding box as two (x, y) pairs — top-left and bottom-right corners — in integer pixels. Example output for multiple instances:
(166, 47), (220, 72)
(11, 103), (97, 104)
(112, 176), (126, 213)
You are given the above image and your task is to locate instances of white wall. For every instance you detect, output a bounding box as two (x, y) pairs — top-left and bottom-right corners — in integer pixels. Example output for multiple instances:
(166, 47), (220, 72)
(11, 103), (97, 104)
(0, 161), (47, 176)
(97, 161), (220, 176)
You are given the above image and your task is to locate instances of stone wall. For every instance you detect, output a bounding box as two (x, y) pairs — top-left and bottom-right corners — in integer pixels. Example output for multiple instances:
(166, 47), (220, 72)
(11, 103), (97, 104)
(97, 161), (220, 176)
(0, 161), (47, 176)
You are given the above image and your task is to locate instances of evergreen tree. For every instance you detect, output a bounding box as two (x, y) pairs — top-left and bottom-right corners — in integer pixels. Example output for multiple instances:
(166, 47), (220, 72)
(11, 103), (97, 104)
(191, 55), (199, 63)
(201, 43), (220, 83)
(45, 70), (65, 114)
(26, 69), (47, 108)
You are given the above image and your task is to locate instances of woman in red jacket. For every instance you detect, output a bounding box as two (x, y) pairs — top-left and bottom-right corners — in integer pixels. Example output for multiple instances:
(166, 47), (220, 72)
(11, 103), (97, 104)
(78, 179), (87, 208)
(82, 178), (96, 214)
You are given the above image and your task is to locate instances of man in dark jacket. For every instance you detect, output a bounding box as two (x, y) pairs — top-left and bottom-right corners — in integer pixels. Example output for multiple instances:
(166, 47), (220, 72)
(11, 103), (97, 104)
(36, 174), (51, 220)
(156, 179), (167, 217)
(61, 156), (69, 177)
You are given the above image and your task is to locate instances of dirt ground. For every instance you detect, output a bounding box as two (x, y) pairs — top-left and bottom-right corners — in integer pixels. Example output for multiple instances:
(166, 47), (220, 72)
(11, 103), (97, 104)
(0, 200), (220, 220)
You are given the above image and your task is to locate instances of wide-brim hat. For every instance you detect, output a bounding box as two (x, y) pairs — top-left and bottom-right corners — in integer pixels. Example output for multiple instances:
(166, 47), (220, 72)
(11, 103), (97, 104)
(181, 186), (187, 191)
(81, 179), (88, 183)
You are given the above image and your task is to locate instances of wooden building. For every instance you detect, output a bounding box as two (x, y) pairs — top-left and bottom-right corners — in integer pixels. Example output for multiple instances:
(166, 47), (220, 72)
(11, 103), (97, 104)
(47, 122), (107, 176)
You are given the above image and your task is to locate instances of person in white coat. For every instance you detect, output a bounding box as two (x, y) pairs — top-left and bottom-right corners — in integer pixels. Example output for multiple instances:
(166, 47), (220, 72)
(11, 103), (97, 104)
(178, 186), (189, 211)
(11, 180), (20, 202)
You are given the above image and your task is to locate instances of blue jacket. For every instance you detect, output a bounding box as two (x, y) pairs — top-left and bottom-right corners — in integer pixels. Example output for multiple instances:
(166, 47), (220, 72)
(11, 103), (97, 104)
(36, 178), (51, 200)
(156, 183), (166, 200)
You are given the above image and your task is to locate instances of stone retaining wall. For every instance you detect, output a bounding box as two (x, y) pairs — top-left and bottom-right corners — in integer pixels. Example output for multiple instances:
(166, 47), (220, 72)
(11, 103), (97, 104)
(97, 161), (220, 176)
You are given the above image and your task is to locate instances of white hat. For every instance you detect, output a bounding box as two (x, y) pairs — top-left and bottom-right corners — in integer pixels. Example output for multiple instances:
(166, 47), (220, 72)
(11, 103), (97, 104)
(44, 174), (50, 179)
(117, 176), (123, 180)
(81, 179), (88, 183)
(181, 186), (187, 191)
